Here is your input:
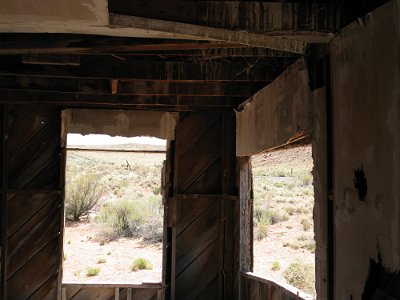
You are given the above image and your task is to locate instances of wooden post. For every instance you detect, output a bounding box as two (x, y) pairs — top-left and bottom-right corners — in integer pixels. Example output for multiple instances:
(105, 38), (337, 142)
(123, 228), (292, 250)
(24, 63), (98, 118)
(115, 287), (120, 300)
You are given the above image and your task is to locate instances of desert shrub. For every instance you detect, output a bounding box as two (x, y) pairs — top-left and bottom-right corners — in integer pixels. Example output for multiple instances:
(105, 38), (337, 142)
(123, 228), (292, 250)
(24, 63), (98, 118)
(65, 173), (104, 221)
(97, 196), (163, 242)
(254, 207), (289, 240)
(301, 218), (312, 231)
(285, 206), (296, 215)
(97, 199), (143, 237)
(268, 210), (289, 224)
(256, 221), (269, 240)
(97, 258), (106, 264)
(283, 237), (315, 253)
(254, 207), (275, 240)
(152, 186), (161, 195)
(300, 173), (313, 186)
(86, 267), (100, 277)
(131, 258), (153, 271)
(283, 262), (315, 295)
(271, 261), (281, 271)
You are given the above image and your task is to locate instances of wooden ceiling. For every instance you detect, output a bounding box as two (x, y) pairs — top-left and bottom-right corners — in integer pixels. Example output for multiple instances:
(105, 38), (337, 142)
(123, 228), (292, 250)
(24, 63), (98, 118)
(0, 1), (345, 111)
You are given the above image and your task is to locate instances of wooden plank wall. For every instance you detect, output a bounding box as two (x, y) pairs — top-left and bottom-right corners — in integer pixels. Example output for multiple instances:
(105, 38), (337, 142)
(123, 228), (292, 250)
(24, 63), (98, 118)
(168, 112), (238, 300)
(1, 105), (64, 300)
(0, 104), (3, 290)
(63, 284), (161, 300)
(240, 273), (311, 300)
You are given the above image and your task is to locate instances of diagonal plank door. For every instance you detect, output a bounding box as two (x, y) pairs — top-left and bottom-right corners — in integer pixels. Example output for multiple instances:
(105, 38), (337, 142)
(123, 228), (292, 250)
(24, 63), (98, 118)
(1, 105), (64, 300)
(168, 112), (238, 300)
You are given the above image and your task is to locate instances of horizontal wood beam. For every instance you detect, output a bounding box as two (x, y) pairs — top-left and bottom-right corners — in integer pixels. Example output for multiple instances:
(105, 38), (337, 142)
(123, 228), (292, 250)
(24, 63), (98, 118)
(109, 14), (307, 54)
(0, 41), (246, 55)
(0, 89), (244, 108)
(7, 48), (299, 58)
(109, 1), (340, 39)
(0, 55), (291, 81)
(0, 75), (268, 97)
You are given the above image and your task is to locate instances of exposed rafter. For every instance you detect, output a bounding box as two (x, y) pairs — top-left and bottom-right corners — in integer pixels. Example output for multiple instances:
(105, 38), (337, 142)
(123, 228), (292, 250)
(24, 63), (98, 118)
(0, 55), (294, 81)
(110, 14), (307, 54)
(0, 89), (243, 110)
(0, 75), (268, 97)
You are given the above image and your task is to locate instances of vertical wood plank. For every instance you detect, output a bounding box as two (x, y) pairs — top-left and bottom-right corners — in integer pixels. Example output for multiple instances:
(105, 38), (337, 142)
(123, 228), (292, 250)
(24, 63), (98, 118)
(1, 104), (8, 300)
(127, 288), (132, 300)
(58, 133), (67, 300)
(218, 112), (226, 299)
(239, 157), (253, 274)
(115, 287), (120, 300)
(61, 287), (67, 300)
(170, 227), (176, 300)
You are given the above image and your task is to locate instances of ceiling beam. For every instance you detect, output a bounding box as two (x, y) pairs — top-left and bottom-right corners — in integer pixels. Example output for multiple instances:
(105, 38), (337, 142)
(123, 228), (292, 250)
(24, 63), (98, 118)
(0, 89), (243, 109)
(0, 40), (246, 55)
(0, 75), (268, 97)
(109, 1), (341, 40)
(109, 13), (307, 54)
(0, 55), (292, 81)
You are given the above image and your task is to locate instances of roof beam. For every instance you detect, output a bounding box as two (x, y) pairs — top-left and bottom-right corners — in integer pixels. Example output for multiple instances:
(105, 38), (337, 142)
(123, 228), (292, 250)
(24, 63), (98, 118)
(0, 75), (268, 97)
(0, 55), (292, 81)
(0, 38), (246, 55)
(109, 13), (307, 54)
(0, 89), (243, 109)
(109, 1), (340, 40)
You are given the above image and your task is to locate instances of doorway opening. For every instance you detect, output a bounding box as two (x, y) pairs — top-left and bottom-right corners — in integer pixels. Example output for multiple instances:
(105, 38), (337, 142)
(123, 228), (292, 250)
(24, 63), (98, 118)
(251, 144), (316, 297)
(62, 134), (166, 284)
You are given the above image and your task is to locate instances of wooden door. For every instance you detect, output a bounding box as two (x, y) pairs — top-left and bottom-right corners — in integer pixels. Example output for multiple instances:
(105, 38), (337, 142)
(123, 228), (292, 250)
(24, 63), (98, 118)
(1, 105), (64, 299)
(166, 112), (238, 300)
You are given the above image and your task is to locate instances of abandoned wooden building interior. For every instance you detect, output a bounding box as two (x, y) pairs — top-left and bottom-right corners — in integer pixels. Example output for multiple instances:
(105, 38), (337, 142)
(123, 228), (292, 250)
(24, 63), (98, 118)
(0, 0), (400, 299)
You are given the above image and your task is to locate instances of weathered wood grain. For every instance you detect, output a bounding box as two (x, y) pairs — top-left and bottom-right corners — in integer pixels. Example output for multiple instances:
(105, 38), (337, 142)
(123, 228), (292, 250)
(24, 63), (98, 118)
(2, 105), (63, 300)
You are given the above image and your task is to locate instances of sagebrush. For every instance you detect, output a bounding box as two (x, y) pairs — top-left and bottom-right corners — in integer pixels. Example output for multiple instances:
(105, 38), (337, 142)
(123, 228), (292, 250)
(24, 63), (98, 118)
(283, 262), (315, 295)
(65, 173), (104, 221)
(97, 196), (163, 242)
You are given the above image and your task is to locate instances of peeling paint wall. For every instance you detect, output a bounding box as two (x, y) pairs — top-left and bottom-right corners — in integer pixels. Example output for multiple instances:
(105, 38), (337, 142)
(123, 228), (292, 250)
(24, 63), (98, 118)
(330, 1), (400, 298)
(236, 58), (312, 157)
(63, 109), (178, 140)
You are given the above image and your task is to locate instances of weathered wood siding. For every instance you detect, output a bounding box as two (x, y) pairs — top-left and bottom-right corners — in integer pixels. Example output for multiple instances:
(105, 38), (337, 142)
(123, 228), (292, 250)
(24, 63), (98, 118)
(62, 284), (161, 300)
(236, 58), (313, 157)
(240, 273), (313, 300)
(167, 112), (238, 300)
(1, 105), (64, 299)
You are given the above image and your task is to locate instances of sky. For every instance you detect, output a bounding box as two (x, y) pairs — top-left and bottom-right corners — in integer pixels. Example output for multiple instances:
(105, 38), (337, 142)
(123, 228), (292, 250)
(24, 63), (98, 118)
(67, 134), (166, 146)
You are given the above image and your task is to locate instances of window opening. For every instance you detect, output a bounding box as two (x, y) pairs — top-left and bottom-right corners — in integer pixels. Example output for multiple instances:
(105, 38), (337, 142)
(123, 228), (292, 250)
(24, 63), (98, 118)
(251, 144), (316, 297)
(62, 134), (166, 284)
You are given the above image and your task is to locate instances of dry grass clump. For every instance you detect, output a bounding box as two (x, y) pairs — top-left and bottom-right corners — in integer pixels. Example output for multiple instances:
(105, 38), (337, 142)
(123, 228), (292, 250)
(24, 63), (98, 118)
(86, 266), (100, 277)
(131, 258), (153, 272)
(283, 262), (315, 295)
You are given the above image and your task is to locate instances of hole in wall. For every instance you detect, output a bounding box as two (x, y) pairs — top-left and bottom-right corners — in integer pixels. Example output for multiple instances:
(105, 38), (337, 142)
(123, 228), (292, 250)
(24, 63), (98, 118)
(362, 257), (400, 299)
(251, 144), (316, 297)
(354, 166), (367, 201)
(62, 134), (166, 284)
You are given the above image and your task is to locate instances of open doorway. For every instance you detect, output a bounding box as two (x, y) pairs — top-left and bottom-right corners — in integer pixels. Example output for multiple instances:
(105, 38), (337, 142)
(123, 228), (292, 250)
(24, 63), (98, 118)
(62, 134), (166, 284)
(251, 144), (316, 297)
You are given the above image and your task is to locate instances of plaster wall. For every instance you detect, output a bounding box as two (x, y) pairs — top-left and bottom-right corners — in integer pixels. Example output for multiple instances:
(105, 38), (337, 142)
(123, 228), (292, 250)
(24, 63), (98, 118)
(330, 1), (400, 298)
(236, 58), (312, 156)
(62, 109), (178, 141)
(0, 0), (108, 26)
(0, 0), (197, 39)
